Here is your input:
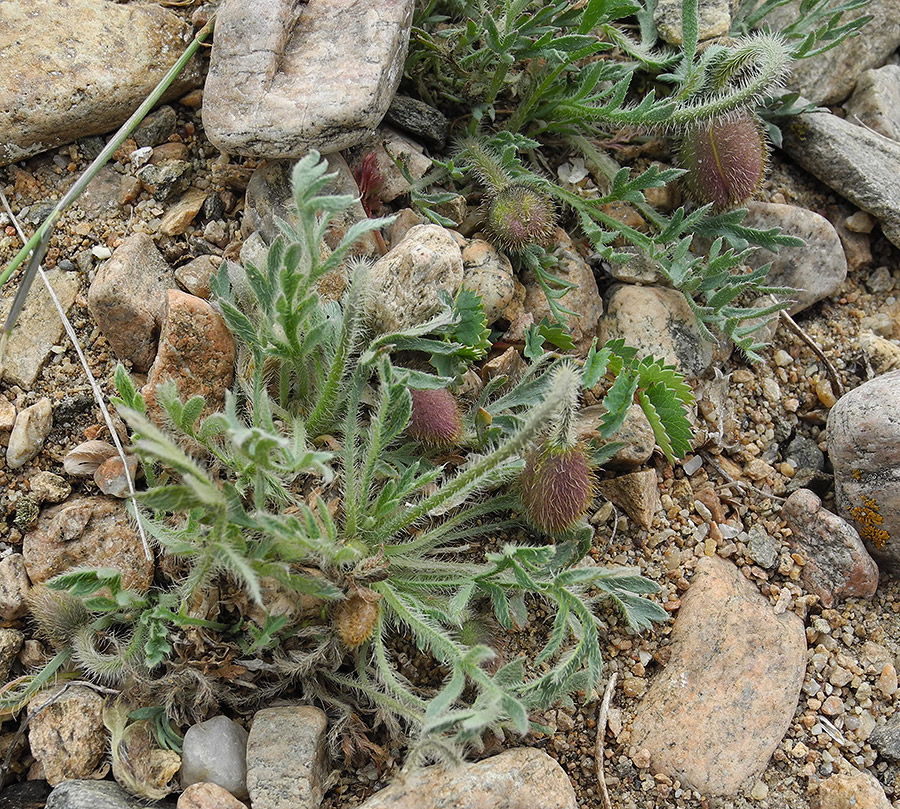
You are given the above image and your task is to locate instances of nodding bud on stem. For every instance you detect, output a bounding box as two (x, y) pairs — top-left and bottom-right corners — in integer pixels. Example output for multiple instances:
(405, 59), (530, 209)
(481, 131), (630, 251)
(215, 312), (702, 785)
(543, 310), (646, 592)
(485, 183), (557, 252)
(518, 362), (593, 535)
(519, 440), (595, 535)
(407, 388), (463, 447)
(677, 110), (768, 210)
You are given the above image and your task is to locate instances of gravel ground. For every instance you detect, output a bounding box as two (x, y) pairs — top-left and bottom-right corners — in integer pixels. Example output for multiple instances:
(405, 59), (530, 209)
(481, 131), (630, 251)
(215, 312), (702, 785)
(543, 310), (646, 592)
(1, 91), (900, 809)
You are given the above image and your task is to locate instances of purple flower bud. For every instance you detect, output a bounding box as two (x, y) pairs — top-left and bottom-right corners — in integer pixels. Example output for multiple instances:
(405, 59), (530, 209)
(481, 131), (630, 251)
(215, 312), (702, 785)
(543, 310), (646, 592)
(519, 440), (594, 534)
(407, 388), (463, 447)
(677, 111), (768, 210)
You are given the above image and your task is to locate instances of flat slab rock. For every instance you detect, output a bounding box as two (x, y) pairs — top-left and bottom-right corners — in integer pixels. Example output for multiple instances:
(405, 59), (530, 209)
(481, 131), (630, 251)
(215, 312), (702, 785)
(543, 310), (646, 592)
(1, 269), (79, 388)
(356, 748), (576, 809)
(781, 108), (900, 251)
(629, 555), (806, 796)
(203, 0), (415, 157)
(0, 0), (202, 166)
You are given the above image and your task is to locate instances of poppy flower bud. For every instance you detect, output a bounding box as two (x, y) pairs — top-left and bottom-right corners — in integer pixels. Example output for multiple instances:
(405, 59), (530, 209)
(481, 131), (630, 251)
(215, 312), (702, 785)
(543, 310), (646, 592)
(519, 439), (594, 534)
(407, 388), (463, 447)
(677, 110), (767, 210)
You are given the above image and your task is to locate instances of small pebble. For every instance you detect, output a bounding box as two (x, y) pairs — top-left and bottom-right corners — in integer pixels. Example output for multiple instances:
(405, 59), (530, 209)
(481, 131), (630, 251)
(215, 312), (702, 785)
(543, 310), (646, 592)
(877, 664), (898, 697)
(91, 245), (112, 260)
(682, 455), (703, 476)
(178, 781), (248, 809)
(815, 379), (837, 408)
(844, 210), (876, 233)
(28, 471), (71, 503)
(131, 146), (154, 167)
(6, 398), (53, 469)
(631, 748), (652, 769)
(773, 349), (793, 366)
(750, 780), (769, 800)
(822, 695), (844, 716)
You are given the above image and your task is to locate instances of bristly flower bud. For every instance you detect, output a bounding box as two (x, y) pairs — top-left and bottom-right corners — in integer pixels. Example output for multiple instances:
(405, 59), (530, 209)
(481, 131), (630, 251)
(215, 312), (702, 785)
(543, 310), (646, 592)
(28, 586), (90, 650)
(407, 388), (463, 447)
(519, 439), (594, 535)
(677, 110), (767, 210)
(485, 182), (557, 252)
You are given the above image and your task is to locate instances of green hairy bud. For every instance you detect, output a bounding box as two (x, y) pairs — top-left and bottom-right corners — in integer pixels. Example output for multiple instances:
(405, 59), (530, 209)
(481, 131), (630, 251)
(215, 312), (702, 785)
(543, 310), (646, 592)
(486, 183), (557, 252)
(28, 586), (90, 650)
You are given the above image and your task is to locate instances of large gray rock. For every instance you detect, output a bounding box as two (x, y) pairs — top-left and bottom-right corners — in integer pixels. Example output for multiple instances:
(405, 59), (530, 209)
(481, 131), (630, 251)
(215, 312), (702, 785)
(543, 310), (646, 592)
(742, 202), (847, 315)
(780, 108), (900, 250)
(246, 706), (328, 809)
(845, 65), (900, 142)
(827, 370), (900, 565)
(629, 556), (806, 796)
(46, 779), (175, 809)
(203, 0), (415, 157)
(0, 0), (202, 166)
(1, 268), (79, 388)
(355, 748), (576, 809)
(763, 0), (900, 104)
(87, 234), (177, 372)
(598, 285), (713, 377)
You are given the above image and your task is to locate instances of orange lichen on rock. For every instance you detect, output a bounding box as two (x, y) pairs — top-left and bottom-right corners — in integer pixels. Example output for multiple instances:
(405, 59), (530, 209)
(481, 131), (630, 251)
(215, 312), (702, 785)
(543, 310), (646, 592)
(849, 496), (890, 549)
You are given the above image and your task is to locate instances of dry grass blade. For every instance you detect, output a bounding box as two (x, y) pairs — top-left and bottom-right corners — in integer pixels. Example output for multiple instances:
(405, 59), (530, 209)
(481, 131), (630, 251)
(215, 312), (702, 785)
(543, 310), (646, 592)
(595, 671), (618, 809)
(0, 191), (152, 561)
(777, 308), (844, 396)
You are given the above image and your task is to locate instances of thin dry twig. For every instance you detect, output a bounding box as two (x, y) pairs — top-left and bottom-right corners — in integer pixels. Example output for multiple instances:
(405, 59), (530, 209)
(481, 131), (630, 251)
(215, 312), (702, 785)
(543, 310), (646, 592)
(777, 309), (844, 397)
(595, 671), (618, 809)
(699, 449), (787, 503)
(0, 191), (152, 562)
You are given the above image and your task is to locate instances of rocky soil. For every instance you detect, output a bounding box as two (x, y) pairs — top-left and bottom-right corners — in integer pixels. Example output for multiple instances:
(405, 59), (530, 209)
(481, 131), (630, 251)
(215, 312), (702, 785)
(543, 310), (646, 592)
(3, 1), (900, 809)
